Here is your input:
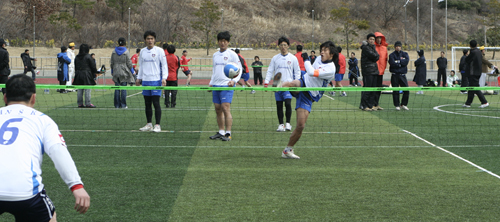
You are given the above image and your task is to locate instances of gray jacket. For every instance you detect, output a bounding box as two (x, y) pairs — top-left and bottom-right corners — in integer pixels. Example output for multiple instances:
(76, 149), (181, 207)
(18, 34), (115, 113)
(110, 47), (134, 83)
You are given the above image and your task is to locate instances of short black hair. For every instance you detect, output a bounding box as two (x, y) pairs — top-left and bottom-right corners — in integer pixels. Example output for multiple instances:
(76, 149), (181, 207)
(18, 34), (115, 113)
(118, 37), (126, 46)
(217, 31), (231, 42)
(162, 43), (168, 50)
(5, 74), (36, 103)
(311, 50), (315, 54)
(337, 46), (342, 53)
(235, 49), (240, 54)
(166, 44), (176, 54)
(441, 51), (445, 54)
(136, 48), (141, 53)
(144, 30), (156, 40)
(463, 49), (468, 55)
(320, 41), (339, 70)
(254, 56), (259, 60)
(278, 36), (290, 46)
(351, 52), (355, 56)
(79, 43), (90, 55)
(296, 45), (303, 51)
(60, 46), (67, 52)
(25, 49), (29, 53)
(90, 53), (95, 57)
(451, 70), (455, 74)
(470, 40), (477, 47)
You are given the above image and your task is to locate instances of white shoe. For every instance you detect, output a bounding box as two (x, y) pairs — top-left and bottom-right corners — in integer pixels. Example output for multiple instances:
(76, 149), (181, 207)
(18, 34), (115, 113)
(462, 104), (471, 108)
(479, 103), (489, 108)
(401, 105), (409, 111)
(341, 91), (347, 97)
(285, 123), (292, 131)
(276, 124), (285, 132)
(153, 124), (161, 132)
(395, 106), (401, 111)
(140, 124), (153, 131)
(282, 148), (300, 159)
(250, 90), (256, 94)
(272, 72), (282, 87)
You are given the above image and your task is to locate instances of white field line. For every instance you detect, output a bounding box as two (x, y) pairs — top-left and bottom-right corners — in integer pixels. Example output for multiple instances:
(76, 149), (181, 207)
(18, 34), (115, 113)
(434, 104), (500, 119)
(60, 129), (407, 135)
(69, 144), (432, 149)
(403, 129), (500, 180)
(126, 92), (142, 98)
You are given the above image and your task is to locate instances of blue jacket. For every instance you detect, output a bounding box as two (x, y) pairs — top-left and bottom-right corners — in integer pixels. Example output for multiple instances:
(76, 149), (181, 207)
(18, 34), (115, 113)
(57, 52), (71, 81)
(348, 57), (359, 77)
(388, 50), (409, 74)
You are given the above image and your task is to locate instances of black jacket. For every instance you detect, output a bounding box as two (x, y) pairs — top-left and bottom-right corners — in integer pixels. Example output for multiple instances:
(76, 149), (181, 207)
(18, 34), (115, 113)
(73, 53), (98, 85)
(388, 50), (409, 74)
(360, 43), (379, 76)
(251, 61), (263, 74)
(413, 56), (427, 85)
(238, 55), (247, 74)
(465, 48), (482, 77)
(348, 57), (359, 77)
(20, 52), (34, 69)
(436, 57), (447, 70)
(0, 47), (9, 76)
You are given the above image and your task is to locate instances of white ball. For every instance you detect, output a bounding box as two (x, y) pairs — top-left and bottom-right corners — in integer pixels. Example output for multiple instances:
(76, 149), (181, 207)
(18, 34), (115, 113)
(224, 62), (240, 79)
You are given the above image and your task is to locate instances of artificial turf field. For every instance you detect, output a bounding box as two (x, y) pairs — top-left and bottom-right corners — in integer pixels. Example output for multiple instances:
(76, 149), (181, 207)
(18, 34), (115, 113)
(2, 86), (500, 221)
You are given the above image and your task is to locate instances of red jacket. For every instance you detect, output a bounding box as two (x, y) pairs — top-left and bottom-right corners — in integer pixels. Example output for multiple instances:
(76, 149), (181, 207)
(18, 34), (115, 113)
(131, 53), (138, 69)
(338, 53), (346, 74)
(375, 32), (388, 75)
(180, 55), (191, 72)
(295, 52), (306, 71)
(238, 54), (249, 74)
(166, 52), (179, 81)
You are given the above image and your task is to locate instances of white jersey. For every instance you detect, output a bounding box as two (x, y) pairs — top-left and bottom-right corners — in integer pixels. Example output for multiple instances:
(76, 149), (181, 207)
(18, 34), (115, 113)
(0, 105), (82, 201)
(264, 53), (301, 84)
(209, 49), (242, 86)
(67, 49), (75, 86)
(304, 56), (336, 101)
(137, 46), (168, 82)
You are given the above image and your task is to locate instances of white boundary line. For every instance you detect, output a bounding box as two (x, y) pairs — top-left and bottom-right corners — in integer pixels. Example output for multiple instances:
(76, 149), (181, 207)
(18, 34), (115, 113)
(60, 129), (406, 135)
(69, 144), (431, 149)
(403, 129), (500, 180)
(126, 92), (142, 98)
(434, 104), (500, 119)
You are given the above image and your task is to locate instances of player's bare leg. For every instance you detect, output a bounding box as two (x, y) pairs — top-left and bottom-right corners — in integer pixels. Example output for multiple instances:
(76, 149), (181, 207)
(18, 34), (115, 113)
(186, 73), (192, 86)
(221, 102), (232, 141)
(214, 103), (225, 132)
(335, 81), (346, 96)
(283, 107), (309, 159)
(49, 212), (57, 222)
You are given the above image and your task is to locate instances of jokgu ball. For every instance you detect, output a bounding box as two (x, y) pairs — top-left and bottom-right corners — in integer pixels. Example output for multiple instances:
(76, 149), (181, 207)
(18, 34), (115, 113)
(224, 62), (240, 79)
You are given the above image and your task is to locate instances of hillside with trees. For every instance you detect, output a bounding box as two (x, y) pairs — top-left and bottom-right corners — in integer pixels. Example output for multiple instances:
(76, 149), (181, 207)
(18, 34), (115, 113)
(0, 0), (495, 50)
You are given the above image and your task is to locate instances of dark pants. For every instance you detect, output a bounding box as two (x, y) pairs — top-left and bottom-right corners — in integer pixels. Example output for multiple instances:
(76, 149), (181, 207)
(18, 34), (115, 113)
(0, 75), (8, 94)
(59, 81), (66, 93)
(437, 68), (446, 87)
(164, 80), (178, 107)
(465, 75), (488, 105)
(24, 67), (36, 80)
(460, 72), (469, 92)
(360, 75), (377, 109)
(349, 74), (358, 86)
(373, 75), (383, 106)
(254, 72), (263, 85)
(144, 96), (161, 124)
(114, 81), (128, 108)
(391, 74), (410, 107)
(276, 99), (292, 124)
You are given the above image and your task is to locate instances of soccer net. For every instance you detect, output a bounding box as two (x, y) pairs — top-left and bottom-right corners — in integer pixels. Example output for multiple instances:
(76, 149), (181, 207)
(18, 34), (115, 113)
(19, 85), (500, 151)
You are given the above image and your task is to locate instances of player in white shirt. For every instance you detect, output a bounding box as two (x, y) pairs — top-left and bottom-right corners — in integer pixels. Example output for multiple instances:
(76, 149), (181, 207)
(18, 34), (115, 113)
(208, 31), (242, 141)
(136, 30), (168, 133)
(278, 41), (338, 159)
(66, 42), (76, 89)
(0, 74), (90, 221)
(264, 36), (301, 132)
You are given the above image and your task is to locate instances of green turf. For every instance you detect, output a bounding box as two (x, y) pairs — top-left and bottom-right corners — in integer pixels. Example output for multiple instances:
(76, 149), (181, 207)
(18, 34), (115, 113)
(2, 88), (500, 221)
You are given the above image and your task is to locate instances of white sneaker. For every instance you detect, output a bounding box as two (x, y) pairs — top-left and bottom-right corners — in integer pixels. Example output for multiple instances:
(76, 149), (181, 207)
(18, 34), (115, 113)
(462, 104), (471, 108)
(285, 123), (292, 131)
(395, 106), (401, 111)
(153, 124), (161, 132)
(479, 103), (489, 108)
(139, 124), (153, 131)
(250, 90), (256, 94)
(282, 149), (300, 159)
(276, 124), (285, 132)
(341, 91), (347, 97)
(401, 105), (409, 111)
(272, 72), (282, 87)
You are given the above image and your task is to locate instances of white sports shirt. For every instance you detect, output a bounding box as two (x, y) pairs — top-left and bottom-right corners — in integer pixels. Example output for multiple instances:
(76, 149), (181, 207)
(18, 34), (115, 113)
(137, 46), (168, 81)
(304, 55), (336, 101)
(0, 104), (82, 201)
(264, 53), (301, 85)
(209, 49), (242, 86)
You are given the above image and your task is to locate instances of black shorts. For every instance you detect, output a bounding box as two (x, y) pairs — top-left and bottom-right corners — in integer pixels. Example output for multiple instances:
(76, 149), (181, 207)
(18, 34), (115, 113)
(0, 189), (55, 222)
(183, 70), (192, 76)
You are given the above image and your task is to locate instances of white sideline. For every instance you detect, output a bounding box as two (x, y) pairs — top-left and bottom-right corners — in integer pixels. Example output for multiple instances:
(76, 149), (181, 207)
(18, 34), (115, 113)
(126, 92), (142, 98)
(433, 104), (500, 119)
(69, 144), (432, 149)
(60, 129), (406, 135)
(403, 129), (500, 180)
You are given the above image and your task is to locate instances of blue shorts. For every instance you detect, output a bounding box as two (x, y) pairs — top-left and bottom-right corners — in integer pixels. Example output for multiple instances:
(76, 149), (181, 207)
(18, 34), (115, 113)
(142, 80), (162, 96)
(241, 73), (250, 82)
(212, 86), (234, 104)
(296, 91), (313, 112)
(275, 91), (292, 101)
(301, 70), (306, 79)
(335, 73), (345, 81)
(0, 189), (55, 222)
(183, 70), (192, 76)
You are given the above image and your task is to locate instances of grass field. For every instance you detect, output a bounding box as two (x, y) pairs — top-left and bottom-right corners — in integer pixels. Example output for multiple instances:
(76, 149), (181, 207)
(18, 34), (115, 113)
(2, 86), (500, 221)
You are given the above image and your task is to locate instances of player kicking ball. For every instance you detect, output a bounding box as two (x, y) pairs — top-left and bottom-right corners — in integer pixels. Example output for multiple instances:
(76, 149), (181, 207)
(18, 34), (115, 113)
(277, 41), (337, 159)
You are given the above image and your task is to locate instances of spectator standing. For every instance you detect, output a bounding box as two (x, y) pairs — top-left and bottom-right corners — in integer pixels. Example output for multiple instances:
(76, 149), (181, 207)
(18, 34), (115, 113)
(359, 33), (380, 111)
(251, 56), (263, 87)
(295, 45), (306, 77)
(73, 44), (98, 108)
(130, 48), (140, 85)
(136, 30), (168, 132)
(0, 39), (10, 94)
(436, 51), (447, 87)
(309, 50), (317, 64)
(0, 75), (90, 221)
(480, 46), (497, 88)
(413, 50), (427, 94)
(67, 42), (76, 88)
(20, 49), (37, 80)
(447, 70), (460, 87)
(110, 37), (135, 109)
(235, 49), (253, 93)
(373, 32), (388, 110)
(348, 52), (360, 86)
(57, 46), (71, 94)
(463, 40), (489, 108)
(459, 49), (469, 93)
(180, 50), (193, 86)
(388, 41), (410, 110)
(165, 45), (180, 108)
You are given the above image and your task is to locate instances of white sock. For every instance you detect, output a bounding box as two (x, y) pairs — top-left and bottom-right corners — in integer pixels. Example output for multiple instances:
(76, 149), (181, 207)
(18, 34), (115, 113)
(147, 123), (152, 127)
(226, 131), (231, 136)
(219, 130), (225, 135)
(285, 146), (293, 152)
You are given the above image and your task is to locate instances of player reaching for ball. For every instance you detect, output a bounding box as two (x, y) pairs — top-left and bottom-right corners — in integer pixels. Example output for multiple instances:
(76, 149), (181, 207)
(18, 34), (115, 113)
(277, 41), (338, 159)
(208, 31), (242, 141)
(264, 36), (301, 132)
